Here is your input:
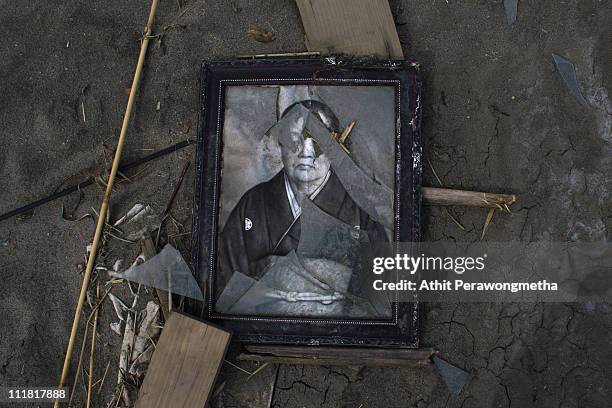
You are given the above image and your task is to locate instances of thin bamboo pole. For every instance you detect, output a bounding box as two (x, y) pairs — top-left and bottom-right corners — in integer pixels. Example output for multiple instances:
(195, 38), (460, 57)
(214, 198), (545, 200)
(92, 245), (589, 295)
(86, 284), (100, 408)
(55, 1), (160, 406)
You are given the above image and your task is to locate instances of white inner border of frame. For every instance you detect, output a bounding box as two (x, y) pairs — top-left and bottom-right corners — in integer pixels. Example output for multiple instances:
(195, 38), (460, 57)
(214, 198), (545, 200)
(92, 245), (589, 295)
(208, 78), (405, 326)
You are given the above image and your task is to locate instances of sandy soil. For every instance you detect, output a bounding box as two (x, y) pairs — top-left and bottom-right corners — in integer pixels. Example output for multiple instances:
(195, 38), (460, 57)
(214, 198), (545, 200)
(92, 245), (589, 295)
(1, 1), (610, 407)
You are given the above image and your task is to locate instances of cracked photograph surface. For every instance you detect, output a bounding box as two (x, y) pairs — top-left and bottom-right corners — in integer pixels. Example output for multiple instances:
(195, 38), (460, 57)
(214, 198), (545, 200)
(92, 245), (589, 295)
(214, 85), (396, 318)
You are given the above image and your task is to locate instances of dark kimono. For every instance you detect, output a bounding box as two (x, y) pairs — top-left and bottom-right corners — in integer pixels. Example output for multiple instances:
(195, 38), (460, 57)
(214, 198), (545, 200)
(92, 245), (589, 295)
(216, 170), (388, 295)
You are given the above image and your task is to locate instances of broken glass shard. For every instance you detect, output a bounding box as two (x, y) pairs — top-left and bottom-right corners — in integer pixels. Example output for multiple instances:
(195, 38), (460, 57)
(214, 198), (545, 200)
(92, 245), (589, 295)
(110, 244), (204, 300)
(552, 53), (589, 107)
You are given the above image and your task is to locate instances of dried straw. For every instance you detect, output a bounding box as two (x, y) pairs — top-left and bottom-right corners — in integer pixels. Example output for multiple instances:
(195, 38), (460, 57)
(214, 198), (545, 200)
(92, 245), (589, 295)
(86, 284), (100, 408)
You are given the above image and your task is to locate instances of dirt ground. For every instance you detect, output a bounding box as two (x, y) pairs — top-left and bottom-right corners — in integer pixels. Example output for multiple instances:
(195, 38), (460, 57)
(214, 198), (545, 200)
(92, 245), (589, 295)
(1, 0), (611, 407)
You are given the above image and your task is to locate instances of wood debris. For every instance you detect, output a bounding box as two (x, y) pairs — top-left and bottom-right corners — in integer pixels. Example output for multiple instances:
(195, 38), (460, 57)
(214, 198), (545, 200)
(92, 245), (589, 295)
(134, 313), (230, 408)
(296, 0), (403, 58)
(481, 208), (496, 240)
(248, 27), (275, 43)
(86, 284), (101, 408)
(114, 292), (161, 407)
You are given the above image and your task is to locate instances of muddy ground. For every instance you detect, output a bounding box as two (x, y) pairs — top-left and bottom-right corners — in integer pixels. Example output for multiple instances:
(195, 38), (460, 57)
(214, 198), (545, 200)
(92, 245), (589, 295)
(1, 0), (611, 407)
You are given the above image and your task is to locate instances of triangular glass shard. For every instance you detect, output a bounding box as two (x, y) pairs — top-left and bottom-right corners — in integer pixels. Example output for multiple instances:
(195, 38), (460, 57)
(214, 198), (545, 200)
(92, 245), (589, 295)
(433, 355), (469, 397)
(552, 53), (589, 106)
(111, 244), (204, 300)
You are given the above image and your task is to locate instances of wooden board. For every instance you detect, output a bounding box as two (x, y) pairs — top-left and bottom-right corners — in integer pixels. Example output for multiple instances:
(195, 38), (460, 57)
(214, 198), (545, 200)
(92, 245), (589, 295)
(239, 345), (435, 367)
(135, 313), (231, 408)
(296, 0), (404, 59)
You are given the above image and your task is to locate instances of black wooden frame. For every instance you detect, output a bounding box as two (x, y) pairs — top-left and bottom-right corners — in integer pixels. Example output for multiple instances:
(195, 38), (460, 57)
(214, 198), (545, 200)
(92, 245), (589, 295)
(190, 58), (423, 347)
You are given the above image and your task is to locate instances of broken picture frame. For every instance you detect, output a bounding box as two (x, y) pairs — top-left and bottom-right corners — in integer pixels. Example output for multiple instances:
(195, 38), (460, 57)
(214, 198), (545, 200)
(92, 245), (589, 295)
(190, 58), (422, 346)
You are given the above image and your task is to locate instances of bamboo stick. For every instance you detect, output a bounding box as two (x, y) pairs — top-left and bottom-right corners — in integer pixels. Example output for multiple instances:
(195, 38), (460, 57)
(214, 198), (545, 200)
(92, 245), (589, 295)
(422, 187), (516, 209)
(55, 1), (160, 407)
(86, 284), (100, 408)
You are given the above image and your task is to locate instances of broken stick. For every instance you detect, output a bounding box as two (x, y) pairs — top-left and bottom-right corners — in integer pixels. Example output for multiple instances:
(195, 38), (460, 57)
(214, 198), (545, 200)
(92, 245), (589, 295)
(55, 1), (160, 406)
(422, 187), (516, 209)
(141, 237), (170, 320)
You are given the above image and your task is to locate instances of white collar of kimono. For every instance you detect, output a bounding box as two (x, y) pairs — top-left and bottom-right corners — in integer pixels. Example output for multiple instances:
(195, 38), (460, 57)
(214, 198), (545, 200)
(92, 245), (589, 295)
(284, 170), (331, 219)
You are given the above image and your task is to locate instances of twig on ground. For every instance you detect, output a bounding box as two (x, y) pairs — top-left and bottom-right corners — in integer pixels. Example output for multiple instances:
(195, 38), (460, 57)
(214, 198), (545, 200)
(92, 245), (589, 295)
(161, 161), (190, 219)
(224, 360), (270, 379)
(98, 361), (111, 392)
(445, 208), (465, 231)
(86, 284), (100, 408)
(481, 208), (496, 240)
(68, 321), (89, 407)
(427, 158), (443, 187)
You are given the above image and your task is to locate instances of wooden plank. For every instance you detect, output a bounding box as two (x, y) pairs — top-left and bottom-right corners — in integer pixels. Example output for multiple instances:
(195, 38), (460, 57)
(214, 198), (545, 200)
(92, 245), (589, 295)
(239, 345), (435, 367)
(422, 187), (517, 209)
(296, 0), (404, 59)
(295, 2), (518, 211)
(135, 313), (231, 408)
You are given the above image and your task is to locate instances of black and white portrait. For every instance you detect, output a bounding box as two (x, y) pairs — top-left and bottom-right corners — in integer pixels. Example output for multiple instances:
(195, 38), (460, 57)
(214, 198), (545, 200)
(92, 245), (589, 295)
(213, 84), (397, 319)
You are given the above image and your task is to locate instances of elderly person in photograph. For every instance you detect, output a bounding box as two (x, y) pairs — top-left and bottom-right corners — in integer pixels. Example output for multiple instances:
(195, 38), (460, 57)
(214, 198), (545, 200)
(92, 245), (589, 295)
(217, 100), (388, 304)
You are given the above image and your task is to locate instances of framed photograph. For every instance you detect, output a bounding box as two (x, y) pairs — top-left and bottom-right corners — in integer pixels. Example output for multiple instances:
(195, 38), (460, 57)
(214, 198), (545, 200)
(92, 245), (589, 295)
(191, 58), (422, 346)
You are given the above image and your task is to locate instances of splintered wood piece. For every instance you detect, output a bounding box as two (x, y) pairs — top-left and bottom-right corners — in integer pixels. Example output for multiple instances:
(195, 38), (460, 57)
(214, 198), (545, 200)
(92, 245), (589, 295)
(239, 345), (435, 367)
(140, 237), (170, 320)
(135, 313), (231, 408)
(339, 121), (356, 144)
(422, 187), (516, 209)
(296, 0), (404, 59)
